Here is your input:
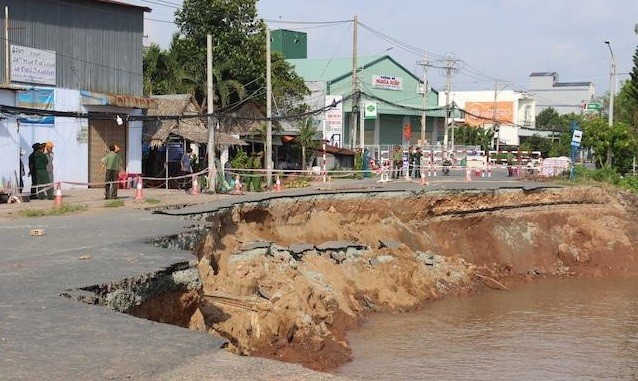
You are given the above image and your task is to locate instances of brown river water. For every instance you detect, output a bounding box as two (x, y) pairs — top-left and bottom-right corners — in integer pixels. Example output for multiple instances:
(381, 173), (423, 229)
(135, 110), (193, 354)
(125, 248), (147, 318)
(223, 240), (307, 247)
(334, 277), (638, 381)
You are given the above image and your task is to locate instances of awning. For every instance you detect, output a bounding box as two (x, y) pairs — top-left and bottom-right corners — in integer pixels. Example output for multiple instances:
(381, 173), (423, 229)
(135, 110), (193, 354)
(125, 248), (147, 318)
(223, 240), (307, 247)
(81, 90), (157, 109)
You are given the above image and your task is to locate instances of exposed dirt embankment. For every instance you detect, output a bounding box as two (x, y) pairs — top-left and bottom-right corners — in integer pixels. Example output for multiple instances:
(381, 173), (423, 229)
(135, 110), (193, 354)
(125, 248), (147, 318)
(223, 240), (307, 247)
(169, 186), (638, 371)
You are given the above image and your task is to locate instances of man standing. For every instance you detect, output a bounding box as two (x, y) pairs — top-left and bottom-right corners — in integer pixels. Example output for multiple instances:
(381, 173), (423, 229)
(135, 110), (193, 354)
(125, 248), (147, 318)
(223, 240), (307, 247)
(44, 141), (54, 183)
(101, 144), (121, 199)
(33, 144), (52, 200)
(180, 147), (193, 190)
(28, 143), (39, 199)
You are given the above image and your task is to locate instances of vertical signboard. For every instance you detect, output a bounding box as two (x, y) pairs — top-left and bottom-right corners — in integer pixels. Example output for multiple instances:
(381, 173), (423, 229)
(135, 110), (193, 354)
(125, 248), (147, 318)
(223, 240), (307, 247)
(325, 95), (343, 147)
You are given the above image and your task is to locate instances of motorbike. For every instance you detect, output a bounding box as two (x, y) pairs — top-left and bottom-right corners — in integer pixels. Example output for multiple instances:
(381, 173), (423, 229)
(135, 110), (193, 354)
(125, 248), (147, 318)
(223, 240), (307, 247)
(442, 159), (452, 175)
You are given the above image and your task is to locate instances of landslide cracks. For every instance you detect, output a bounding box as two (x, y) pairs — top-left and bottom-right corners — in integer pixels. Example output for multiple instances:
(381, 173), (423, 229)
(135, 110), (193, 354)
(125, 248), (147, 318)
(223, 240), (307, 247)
(182, 186), (638, 371)
(76, 186), (638, 373)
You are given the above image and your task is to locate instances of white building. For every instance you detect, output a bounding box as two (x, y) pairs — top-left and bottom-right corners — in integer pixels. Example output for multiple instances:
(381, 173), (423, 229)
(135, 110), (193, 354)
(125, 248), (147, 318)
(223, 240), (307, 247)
(441, 90), (536, 147)
(529, 72), (595, 115)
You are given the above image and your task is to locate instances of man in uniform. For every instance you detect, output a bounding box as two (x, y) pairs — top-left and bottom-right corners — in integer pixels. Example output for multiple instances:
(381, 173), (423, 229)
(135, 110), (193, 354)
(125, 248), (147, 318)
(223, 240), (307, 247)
(101, 144), (121, 199)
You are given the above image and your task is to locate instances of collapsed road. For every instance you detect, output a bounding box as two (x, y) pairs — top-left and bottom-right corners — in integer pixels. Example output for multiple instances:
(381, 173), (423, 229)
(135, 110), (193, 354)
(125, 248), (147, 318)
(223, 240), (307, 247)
(2, 181), (637, 380)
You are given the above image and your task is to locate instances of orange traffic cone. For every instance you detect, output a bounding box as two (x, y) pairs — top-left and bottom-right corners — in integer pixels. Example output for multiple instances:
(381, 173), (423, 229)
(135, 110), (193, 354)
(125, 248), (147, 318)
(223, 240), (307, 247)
(134, 176), (144, 201)
(191, 175), (200, 195)
(53, 182), (63, 206)
(420, 173), (428, 186)
(231, 174), (243, 195)
(274, 175), (282, 192)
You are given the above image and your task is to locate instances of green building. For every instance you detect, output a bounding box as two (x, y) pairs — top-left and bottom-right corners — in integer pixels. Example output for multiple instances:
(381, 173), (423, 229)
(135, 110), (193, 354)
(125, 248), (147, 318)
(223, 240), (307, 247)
(271, 29), (307, 59)
(288, 55), (445, 151)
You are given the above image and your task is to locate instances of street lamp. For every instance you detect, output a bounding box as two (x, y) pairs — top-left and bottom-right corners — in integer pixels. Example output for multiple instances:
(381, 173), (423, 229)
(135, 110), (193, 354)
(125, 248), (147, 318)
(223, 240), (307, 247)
(604, 41), (616, 128)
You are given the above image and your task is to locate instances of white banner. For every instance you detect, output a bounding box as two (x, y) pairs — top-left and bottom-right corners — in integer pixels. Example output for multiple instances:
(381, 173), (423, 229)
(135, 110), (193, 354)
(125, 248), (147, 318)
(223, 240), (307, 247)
(372, 74), (402, 91)
(11, 44), (56, 85)
(325, 95), (343, 146)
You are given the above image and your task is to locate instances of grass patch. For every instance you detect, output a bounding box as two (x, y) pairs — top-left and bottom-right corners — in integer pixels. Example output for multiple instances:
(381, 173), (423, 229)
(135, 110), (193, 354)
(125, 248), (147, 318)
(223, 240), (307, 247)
(103, 199), (125, 208)
(18, 203), (88, 217)
(144, 198), (161, 205)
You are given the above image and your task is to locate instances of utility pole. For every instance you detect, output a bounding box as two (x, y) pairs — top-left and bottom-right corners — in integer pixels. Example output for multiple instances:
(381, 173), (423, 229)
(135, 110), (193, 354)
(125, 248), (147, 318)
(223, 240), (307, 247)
(604, 41), (615, 167)
(4, 7), (9, 83)
(206, 34), (216, 192)
(265, 27), (273, 187)
(418, 54), (429, 148)
(350, 15), (358, 149)
(493, 80), (499, 151)
(441, 55), (459, 155)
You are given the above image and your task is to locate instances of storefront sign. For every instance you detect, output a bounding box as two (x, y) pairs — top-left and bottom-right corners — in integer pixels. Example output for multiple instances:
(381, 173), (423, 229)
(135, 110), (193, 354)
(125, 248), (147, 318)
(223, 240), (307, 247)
(364, 101), (377, 119)
(372, 75), (403, 91)
(11, 44), (56, 86)
(324, 95), (343, 145)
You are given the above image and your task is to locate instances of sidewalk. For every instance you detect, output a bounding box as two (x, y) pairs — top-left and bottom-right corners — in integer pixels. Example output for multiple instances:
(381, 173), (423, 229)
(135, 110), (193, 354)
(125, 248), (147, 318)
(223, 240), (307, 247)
(0, 177), (394, 220)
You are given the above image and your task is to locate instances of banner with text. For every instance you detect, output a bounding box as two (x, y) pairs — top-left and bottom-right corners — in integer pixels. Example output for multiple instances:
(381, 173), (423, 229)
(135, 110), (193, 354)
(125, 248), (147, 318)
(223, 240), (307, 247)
(324, 95), (343, 147)
(11, 44), (57, 86)
(372, 75), (403, 91)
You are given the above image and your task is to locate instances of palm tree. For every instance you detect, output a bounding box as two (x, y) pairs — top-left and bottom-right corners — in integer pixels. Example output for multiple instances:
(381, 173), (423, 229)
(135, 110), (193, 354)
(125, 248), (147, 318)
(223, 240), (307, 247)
(296, 119), (319, 170)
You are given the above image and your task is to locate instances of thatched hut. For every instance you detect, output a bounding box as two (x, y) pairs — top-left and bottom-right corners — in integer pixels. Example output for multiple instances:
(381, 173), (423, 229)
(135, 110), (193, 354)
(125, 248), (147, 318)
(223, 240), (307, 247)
(142, 94), (246, 181)
(143, 94), (246, 147)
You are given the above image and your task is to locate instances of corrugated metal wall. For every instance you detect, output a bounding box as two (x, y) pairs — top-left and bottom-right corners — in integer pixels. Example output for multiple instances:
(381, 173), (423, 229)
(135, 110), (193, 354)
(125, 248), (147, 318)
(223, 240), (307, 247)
(1, 0), (145, 96)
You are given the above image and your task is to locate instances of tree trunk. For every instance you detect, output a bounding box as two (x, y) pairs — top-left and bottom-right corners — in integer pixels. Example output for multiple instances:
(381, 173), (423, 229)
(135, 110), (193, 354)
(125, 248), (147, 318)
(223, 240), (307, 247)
(302, 146), (306, 170)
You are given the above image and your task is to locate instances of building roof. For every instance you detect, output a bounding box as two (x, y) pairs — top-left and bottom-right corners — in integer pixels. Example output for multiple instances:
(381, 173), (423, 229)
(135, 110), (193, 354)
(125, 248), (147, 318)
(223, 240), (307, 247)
(143, 94), (246, 147)
(92, 0), (152, 12)
(288, 55), (421, 84)
(554, 81), (592, 87)
(529, 72), (558, 77)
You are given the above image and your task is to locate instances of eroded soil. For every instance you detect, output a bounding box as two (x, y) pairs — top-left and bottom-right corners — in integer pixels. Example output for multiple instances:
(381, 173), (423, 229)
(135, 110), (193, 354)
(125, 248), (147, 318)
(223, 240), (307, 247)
(132, 186), (638, 371)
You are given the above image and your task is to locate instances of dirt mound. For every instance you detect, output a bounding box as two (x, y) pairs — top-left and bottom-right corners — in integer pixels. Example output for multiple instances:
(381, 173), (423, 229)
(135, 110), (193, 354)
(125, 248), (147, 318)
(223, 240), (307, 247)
(170, 186), (638, 371)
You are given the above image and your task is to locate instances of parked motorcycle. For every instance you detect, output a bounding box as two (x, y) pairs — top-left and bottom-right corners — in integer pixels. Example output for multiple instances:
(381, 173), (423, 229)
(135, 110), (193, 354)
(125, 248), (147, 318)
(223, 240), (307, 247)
(442, 159), (452, 175)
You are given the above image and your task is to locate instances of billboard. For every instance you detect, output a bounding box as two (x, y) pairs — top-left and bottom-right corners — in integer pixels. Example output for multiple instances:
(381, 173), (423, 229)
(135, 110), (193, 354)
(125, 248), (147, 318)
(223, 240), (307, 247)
(465, 101), (514, 126)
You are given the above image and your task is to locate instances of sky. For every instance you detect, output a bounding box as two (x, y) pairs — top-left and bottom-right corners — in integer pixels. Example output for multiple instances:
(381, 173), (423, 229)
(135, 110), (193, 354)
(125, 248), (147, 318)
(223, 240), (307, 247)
(128, 0), (638, 96)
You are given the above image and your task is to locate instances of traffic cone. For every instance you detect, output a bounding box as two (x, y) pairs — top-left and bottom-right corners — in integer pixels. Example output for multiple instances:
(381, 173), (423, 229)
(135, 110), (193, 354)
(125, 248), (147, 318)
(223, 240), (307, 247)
(191, 175), (200, 195)
(487, 162), (492, 178)
(420, 173), (428, 186)
(465, 166), (472, 182)
(134, 176), (144, 201)
(274, 175), (282, 192)
(53, 182), (62, 206)
(231, 174), (243, 195)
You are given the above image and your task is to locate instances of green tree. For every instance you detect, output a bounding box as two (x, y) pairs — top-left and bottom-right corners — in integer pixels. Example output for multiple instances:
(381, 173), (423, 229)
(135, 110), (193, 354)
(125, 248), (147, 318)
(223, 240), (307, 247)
(453, 125), (494, 152)
(629, 45), (638, 104)
(173, 0), (308, 113)
(143, 41), (197, 96)
(519, 135), (554, 158)
(295, 119), (319, 170)
(616, 80), (638, 132)
(582, 117), (638, 173)
(536, 107), (562, 131)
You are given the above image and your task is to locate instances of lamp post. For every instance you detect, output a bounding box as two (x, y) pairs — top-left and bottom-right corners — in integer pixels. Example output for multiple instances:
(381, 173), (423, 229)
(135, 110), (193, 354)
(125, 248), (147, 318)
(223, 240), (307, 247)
(604, 41), (616, 167)
(604, 41), (616, 128)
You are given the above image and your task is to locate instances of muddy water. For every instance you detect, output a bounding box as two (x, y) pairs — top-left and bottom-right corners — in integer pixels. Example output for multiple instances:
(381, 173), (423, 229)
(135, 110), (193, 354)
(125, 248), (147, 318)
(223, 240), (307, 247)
(335, 277), (638, 381)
